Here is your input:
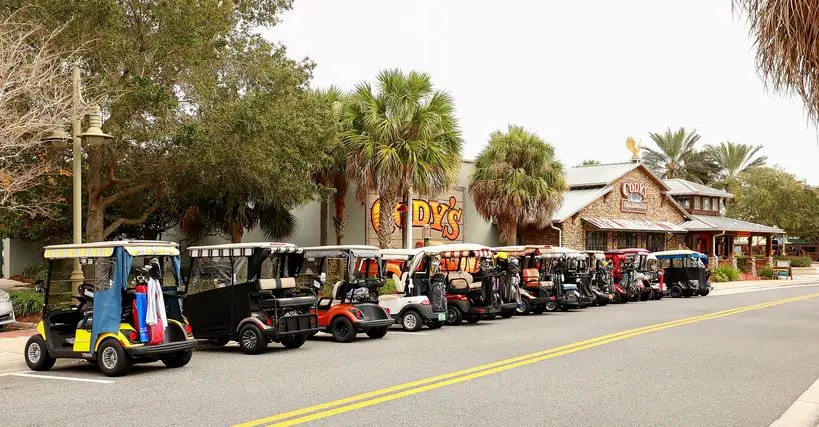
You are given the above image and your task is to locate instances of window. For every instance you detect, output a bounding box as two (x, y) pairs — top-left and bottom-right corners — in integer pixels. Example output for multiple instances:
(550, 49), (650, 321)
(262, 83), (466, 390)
(616, 232), (637, 249)
(647, 234), (666, 252)
(713, 197), (720, 212)
(702, 197), (711, 211)
(694, 196), (701, 210)
(586, 231), (608, 251)
(677, 197), (690, 209)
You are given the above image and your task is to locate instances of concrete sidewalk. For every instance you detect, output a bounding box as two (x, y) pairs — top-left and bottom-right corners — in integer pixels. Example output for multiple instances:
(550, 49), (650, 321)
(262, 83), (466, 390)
(771, 376), (819, 427)
(0, 329), (33, 374)
(712, 275), (819, 292)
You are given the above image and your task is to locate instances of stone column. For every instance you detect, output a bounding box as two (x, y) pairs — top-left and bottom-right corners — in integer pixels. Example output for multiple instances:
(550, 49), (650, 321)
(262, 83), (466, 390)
(731, 256), (737, 269)
(750, 256), (757, 277)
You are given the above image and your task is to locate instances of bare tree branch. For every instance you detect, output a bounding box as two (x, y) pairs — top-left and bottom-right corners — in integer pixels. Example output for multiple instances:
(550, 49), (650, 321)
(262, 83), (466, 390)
(102, 201), (158, 239)
(102, 182), (152, 207)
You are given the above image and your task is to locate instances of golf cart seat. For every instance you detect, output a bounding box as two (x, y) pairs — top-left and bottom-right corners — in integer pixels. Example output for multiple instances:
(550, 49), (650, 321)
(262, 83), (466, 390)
(378, 294), (401, 301)
(446, 271), (481, 290)
(540, 281), (555, 289)
(331, 281), (344, 305)
(522, 269), (540, 288)
(259, 277), (296, 290)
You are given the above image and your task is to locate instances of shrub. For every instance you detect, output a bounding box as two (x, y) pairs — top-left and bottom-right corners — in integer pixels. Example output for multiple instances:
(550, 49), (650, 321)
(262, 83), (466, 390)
(759, 266), (774, 279)
(9, 289), (43, 317)
(712, 272), (728, 283)
(774, 256), (813, 268)
(380, 277), (397, 295)
(21, 264), (48, 283)
(714, 265), (741, 282)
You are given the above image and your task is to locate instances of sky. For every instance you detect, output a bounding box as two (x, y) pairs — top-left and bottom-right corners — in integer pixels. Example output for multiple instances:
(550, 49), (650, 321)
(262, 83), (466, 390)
(262, 0), (819, 184)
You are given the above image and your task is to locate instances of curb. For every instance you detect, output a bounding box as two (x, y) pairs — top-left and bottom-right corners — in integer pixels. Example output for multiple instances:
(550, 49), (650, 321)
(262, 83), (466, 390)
(771, 377), (819, 427)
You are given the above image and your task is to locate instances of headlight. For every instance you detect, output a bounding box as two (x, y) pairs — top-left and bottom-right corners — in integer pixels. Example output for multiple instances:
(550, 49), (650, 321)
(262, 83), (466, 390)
(0, 292), (9, 303)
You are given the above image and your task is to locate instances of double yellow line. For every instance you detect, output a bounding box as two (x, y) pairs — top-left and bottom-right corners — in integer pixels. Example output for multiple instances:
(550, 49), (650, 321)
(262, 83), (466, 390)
(236, 292), (819, 427)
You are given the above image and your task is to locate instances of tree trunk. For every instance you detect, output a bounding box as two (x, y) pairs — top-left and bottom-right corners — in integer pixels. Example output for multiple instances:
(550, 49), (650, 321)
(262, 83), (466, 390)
(319, 197), (329, 246)
(85, 149), (105, 242)
(377, 191), (398, 249)
(333, 186), (347, 245)
(230, 224), (243, 243)
(400, 192), (409, 248)
(499, 217), (518, 246)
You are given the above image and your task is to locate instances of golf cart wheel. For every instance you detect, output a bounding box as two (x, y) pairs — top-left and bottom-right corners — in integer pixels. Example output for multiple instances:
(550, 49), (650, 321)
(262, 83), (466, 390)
(465, 314), (481, 324)
(517, 299), (532, 315)
(544, 301), (558, 313)
(655, 291), (664, 300)
(400, 310), (424, 332)
(445, 306), (463, 326)
(428, 320), (445, 329)
(640, 291), (650, 301)
(207, 337), (230, 347)
(330, 316), (357, 343)
(238, 324), (268, 354)
(532, 305), (546, 315)
(24, 335), (55, 371)
(699, 289), (710, 296)
(281, 334), (307, 349)
(161, 350), (192, 368)
(560, 306), (569, 312)
(500, 309), (515, 319)
(97, 339), (132, 377)
(683, 290), (692, 298)
(670, 285), (682, 298)
(365, 327), (389, 339)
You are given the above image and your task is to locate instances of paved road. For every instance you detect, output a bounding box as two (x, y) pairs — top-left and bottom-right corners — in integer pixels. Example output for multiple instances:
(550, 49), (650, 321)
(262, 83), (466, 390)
(2, 284), (819, 427)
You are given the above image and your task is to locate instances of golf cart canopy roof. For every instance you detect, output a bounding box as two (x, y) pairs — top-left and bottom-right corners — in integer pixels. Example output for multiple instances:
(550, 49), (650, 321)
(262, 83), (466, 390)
(651, 249), (702, 259)
(302, 245), (381, 259)
(493, 245), (553, 257)
(415, 243), (494, 258)
(536, 246), (583, 258)
(43, 240), (180, 259)
(187, 242), (301, 258)
(378, 248), (421, 261)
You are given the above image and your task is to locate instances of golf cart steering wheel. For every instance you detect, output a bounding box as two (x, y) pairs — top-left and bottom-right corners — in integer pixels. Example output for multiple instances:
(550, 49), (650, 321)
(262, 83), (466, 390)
(72, 283), (95, 311)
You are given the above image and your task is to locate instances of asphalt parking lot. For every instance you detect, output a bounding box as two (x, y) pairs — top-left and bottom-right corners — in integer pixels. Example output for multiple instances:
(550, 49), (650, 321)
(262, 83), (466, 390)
(1, 283), (818, 427)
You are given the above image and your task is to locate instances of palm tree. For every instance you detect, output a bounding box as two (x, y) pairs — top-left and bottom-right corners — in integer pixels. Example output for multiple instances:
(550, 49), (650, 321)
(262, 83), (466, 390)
(342, 69), (463, 248)
(469, 125), (568, 245)
(734, 1), (819, 121)
(578, 159), (601, 166)
(642, 127), (701, 179)
(181, 195), (297, 243)
(313, 86), (349, 245)
(707, 141), (767, 190)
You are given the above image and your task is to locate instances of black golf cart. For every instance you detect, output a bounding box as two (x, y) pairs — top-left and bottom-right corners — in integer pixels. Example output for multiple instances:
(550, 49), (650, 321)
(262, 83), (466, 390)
(538, 247), (584, 312)
(25, 241), (196, 377)
(652, 250), (712, 297)
(585, 251), (612, 306)
(494, 246), (555, 315)
(184, 243), (319, 354)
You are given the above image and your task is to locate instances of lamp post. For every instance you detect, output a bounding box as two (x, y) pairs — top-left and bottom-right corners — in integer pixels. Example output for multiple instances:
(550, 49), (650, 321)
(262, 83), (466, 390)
(45, 65), (113, 284)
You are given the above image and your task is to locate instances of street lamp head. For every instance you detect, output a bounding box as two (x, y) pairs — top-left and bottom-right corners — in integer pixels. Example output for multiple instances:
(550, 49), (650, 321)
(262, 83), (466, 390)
(81, 105), (113, 146)
(42, 127), (71, 143)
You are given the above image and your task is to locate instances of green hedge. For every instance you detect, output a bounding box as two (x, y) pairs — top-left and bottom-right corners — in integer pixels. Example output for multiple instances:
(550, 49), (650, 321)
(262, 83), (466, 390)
(774, 256), (813, 268)
(759, 266), (774, 279)
(9, 289), (43, 317)
(713, 265), (741, 283)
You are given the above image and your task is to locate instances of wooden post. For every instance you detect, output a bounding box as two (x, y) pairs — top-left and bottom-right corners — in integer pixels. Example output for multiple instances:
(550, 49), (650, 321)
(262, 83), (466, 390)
(765, 234), (773, 266)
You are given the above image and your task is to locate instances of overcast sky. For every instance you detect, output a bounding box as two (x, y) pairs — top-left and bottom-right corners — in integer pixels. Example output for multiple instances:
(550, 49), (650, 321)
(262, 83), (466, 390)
(263, 0), (819, 184)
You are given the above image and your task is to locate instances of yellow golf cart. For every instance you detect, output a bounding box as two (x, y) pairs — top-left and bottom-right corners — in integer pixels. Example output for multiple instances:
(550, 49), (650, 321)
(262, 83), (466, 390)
(24, 241), (196, 376)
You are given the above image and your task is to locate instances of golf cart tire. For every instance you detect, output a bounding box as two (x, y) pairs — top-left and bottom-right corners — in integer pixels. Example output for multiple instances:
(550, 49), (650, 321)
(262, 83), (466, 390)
(544, 301), (558, 313)
(517, 298), (533, 315)
(207, 338), (230, 347)
(428, 320), (445, 329)
(640, 292), (650, 301)
(365, 327), (389, 339)
(330, 316), (357, 343)
(24, 335), (55, 371)
(500, 309), (515, 319)
(466, 314), (481, 324)
(281, 334), (307, 349)
(97, 339), (132, 377)
(400, 310), (424, 332)
(446, 306), (463, 326)
(699, 289), (710, 296)
(670, 285), (683, 298)
(161, 350), (192, 368)
(560, 306), (569, 312)
(238, 323), (268, 354)
(532, 305), (546, 315)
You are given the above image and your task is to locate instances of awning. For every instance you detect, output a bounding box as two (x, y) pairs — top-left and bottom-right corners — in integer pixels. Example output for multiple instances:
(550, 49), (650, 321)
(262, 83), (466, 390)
(682, 215), (784, 234)
(583, 217), (687, 233)
(44, 247), (115, 259)
(189, 246), (300, 258)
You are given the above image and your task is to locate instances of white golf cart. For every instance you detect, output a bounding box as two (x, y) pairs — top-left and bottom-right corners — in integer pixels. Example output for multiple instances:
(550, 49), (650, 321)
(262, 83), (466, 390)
(378, 248), (447, 331)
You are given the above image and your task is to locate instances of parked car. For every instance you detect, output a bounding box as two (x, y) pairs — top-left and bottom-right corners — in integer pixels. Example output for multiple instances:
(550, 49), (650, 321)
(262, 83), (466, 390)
(378, 248), (447, 331)
(303, 246), (394, 342)
(0, 288), (15, 330)
(24, 241), (196, 377)
(184, 242), (319, 354)
(652, 250), (712, 297)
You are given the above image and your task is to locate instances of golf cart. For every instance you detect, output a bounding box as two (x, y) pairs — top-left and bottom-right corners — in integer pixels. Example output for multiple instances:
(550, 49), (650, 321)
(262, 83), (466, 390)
(585, 251), (612, 306)
(562, 252), (595, 307)
(184, 243), (319, 354)
(378, 248), (447, 331)
(605, 249), (642, 303)
(652, 250), (712, 297)
(494, 246), (555, 315)
(24, 241), (196, 377)
(538, 247), (584, 311)
(643, 254), (664, 300)
(302, 246), (394, 342)
(407, 244), (501, 325)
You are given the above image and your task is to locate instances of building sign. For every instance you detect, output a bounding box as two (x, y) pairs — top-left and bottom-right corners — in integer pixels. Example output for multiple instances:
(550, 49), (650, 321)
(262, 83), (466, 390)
(367, 189), (465, 247)
(620, 181), (648, 213)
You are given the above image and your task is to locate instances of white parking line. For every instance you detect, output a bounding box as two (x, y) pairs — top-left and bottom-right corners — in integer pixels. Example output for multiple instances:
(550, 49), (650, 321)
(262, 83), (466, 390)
(8, 372), (114, 384)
